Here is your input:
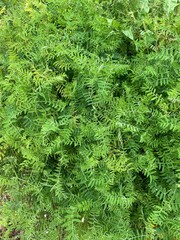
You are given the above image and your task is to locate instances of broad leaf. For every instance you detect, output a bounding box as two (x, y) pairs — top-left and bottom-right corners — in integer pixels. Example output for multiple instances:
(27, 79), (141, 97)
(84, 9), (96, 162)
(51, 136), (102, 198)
(139, 0), (149, 13)
(122, 29), (134, 40)
(164, 0), (179, 14)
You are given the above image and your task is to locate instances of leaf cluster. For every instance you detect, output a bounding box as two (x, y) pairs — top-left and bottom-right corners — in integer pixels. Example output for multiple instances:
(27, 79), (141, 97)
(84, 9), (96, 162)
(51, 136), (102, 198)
(0, 0), (179, 239)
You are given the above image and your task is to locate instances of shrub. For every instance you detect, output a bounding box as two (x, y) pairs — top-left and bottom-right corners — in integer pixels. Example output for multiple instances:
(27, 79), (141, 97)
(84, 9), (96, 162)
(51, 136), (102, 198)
(0, 0), (180, 239)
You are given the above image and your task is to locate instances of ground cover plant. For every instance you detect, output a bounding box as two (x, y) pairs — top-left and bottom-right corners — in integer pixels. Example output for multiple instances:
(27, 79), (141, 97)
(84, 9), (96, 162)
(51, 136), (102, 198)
(0, 0), (180, 239)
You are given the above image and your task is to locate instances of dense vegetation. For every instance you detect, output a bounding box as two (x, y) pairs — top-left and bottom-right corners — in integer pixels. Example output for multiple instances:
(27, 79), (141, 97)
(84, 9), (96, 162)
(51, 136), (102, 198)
(0, 0), (180, 239)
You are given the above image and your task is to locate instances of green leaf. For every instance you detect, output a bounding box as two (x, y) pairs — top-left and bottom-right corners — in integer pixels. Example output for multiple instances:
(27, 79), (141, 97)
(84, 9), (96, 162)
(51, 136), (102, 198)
(164, 0), (179, 14)
(139, 0), (149, 13)
(122, 29), (134, 40)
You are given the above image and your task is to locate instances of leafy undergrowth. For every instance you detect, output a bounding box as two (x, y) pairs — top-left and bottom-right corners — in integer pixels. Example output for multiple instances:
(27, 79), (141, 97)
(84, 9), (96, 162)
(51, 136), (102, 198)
(0, 0), (180, 239)
(0, 193), (23, 240)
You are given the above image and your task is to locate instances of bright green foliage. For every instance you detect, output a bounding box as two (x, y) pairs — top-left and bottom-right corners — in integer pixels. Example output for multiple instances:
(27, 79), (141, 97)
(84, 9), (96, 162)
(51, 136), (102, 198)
(0, 0), (180, 239)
